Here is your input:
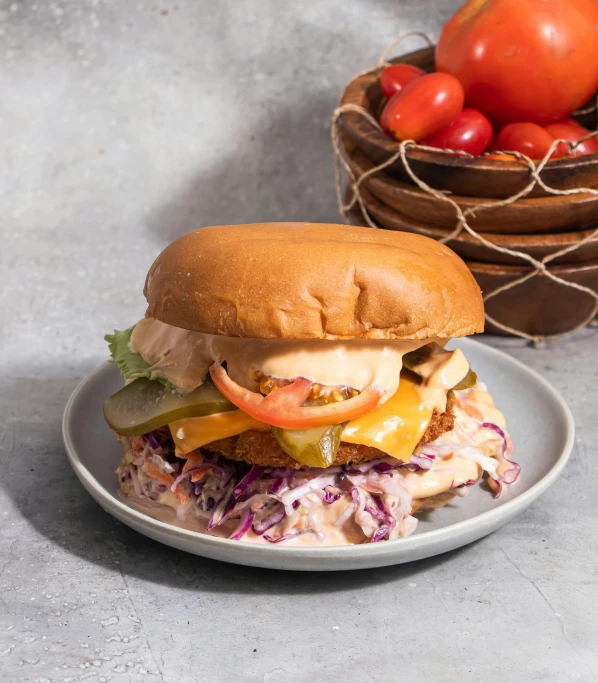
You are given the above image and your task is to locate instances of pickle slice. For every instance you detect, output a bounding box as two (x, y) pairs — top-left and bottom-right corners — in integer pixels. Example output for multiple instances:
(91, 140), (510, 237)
(404, 344), (477, 390)
(453, 368), (478, 391)
(271, 424), (343, 468)
(103, 377), (236, 436)
(402, 343), (436, 372)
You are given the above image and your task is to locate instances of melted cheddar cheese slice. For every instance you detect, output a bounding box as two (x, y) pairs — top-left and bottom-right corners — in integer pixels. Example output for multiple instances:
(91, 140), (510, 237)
(170, 374), (432, 459)
(170, 411), (269, 455)
(341, 374), (432, 462)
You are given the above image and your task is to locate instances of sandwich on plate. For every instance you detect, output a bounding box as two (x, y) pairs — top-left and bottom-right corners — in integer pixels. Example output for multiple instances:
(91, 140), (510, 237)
(103, 223), (519, 546)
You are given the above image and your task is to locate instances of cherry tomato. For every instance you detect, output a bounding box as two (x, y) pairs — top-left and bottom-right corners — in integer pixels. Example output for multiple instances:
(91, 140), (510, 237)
(494, 123), (568, 161)
(380, 64), (425, 99)
(380, 73), (464, 142)
(379, 99), (391, 134)
(209, 363), (382, 430)
(485, 136), (501, 153)
(437, 0), (598, 125)
(544, 120), (598, 157)
(422, 108), (493, 156)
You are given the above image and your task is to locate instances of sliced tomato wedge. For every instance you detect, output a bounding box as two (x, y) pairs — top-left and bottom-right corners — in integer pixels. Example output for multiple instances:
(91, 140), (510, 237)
(209, 362), (382, 429)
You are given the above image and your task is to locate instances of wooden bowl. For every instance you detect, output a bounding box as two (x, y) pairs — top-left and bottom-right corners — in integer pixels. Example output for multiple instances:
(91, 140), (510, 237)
(347, 184), (598, 266)
(341, 131), (598, 234)
(470, 260), (598, 336)
(346, 200), (598, 337)
(339, 45), (598, 199)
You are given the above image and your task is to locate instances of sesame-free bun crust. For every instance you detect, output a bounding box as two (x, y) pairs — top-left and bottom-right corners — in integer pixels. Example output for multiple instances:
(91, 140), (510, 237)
(144, 223), (484, 340)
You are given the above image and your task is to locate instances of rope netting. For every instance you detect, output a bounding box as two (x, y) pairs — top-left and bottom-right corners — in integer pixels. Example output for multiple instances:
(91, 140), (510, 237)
(332, 34), (598, 343)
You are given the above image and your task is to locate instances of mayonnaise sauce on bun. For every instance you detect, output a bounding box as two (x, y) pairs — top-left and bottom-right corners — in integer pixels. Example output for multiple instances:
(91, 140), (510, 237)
(129, 317), (453, 405)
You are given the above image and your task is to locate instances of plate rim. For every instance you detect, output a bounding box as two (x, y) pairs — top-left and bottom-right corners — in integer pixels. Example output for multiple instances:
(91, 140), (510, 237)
(62, 338), (575, 563)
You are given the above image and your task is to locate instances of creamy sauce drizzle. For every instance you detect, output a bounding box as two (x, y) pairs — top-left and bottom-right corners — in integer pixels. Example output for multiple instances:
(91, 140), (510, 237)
(129, 318), (439, 404)
(414, 348), (470, 413)
(402, 456), (480, 498)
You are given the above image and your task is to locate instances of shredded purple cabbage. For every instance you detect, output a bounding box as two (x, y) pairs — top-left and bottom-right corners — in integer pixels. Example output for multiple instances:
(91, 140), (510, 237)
(364, 499), (386, 521)
(144, 433), (161, 452)
(482, 422), (521, 496)
(482, 422), (507, 457)
(453, 479), (477, 489)
(233, 465), (265, 499)
(409, 454), (434, 471)
(323, 486), (342, 504)
(270, 476), (289, 495)
(263, 530), (315, 544)
(373, 461), (397, 472)
(370, 525), (389, 543)
(208, 482), (235, 530)
(171, 465), (207, 492)
(252, 507), (285, 535)
(346, 457), (402, 474)
(119, 421), (519, 545)
(120, 442), (419, 543)
(229, 509), (255, 541)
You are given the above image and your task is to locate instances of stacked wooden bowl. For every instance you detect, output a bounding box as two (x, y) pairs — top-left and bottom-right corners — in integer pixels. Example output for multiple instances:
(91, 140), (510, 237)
(339, 46), (598, 337)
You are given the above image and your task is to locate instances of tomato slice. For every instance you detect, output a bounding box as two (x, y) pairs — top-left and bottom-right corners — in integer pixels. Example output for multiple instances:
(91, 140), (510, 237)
(209, 363), (382, 429)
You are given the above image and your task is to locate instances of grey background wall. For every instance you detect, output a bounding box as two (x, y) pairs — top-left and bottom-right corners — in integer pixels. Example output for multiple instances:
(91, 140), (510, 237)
(3, 0), (456, 354)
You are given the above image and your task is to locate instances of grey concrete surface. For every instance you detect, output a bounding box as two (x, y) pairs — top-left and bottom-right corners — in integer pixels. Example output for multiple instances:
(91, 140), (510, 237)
(1, 1), (597, 681)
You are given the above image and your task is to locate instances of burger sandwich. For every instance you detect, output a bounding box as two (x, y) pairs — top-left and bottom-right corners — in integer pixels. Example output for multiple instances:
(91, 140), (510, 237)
(103, 223), (519, 546)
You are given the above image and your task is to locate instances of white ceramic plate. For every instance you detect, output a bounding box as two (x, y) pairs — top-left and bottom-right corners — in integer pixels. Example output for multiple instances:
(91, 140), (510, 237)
(62, 338), (574, 571)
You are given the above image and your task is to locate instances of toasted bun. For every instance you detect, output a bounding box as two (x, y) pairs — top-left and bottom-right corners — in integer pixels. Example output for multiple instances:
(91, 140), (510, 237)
(144, 223), (484, 340)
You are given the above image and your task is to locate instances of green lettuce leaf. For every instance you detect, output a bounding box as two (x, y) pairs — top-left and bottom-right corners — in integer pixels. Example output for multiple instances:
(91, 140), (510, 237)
(105, 326), (172, 387)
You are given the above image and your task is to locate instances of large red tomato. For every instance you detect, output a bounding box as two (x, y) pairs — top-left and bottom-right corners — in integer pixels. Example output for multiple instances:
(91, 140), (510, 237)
(436, 0), (598, 125)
